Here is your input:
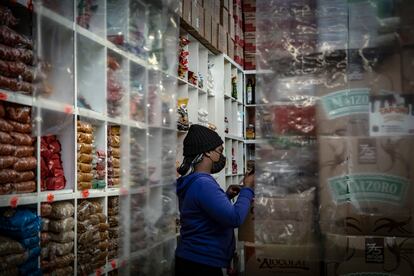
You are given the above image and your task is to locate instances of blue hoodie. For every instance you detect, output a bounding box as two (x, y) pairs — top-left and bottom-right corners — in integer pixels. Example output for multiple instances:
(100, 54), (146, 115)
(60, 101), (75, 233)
(175, 172), (254, 268)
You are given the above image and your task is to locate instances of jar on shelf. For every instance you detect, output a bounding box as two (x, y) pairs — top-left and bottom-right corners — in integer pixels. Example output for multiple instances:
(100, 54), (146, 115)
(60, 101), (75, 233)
(246, 124), (255, 139)
(224, 117), (229, 134)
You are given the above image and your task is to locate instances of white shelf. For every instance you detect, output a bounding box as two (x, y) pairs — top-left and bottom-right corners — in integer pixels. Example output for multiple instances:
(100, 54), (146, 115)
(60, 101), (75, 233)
(225, 134), (244, 142)
(0, 193), (38, 207)
(78, 107), (107, 121)
(244, 70), (257, 75)
(244, 139), (265, 144)
(36, 5), (75, 30)
(223, 54), (244, 72)
(0, 90), (33, 106)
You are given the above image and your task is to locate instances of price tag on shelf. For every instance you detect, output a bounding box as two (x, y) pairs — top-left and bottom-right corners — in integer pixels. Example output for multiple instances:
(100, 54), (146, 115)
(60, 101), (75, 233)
(46, 193), (55, 203)
(10, 196), (19, 208)
(64, 105), (73, 114)
(111, 260), (117, 269)
(81, 189), (90, 198)
(0, 92), (8, 101)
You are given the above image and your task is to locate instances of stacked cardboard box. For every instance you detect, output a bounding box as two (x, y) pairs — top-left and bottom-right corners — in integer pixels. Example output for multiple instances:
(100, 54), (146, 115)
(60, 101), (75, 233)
(243, 0), (255, 69)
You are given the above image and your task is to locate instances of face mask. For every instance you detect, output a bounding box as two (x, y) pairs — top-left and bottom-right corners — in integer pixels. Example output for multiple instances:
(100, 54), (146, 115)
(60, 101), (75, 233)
(211, 154), (226, 174)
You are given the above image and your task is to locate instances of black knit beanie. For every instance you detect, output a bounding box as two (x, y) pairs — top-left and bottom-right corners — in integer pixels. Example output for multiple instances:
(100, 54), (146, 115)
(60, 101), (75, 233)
(183, 124), (223, 157)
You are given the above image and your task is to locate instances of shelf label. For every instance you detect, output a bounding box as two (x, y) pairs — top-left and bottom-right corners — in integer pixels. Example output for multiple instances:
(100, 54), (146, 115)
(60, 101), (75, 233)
(111, 260), (117, 269)
(10, 196), (19, 208)
(0, 92), (8, 101)
(47, 193), (55, 203)
(81, 189), (90, 198)
(64, 105), (73, 114)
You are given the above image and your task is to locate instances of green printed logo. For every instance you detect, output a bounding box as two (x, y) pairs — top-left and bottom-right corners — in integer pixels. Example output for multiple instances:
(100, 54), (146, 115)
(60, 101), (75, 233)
(328, 174), (408, 204)
(321, 88), (370, 119)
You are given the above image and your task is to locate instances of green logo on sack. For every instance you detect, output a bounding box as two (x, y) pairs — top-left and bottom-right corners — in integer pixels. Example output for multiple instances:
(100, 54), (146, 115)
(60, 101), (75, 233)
(321, 88), (370, 119)
(328, 174), (408, 204)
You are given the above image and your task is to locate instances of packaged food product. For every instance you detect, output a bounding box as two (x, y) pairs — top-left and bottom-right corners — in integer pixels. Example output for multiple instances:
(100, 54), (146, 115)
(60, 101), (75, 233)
(78, 182), (92, 190)
(8, 121), (31, 134)
(78, 162), (92, 173)
(50, 241), (73, 256)
(50, 266), (73, 275)
(78, 153), (93, 163)
(53, 253), (74, 268)
(0, 6), (18, 27)
(13, 156), (36, 171)
(5, 105), (31, 123)
(96, 213), (106, 223)
(77, 133), (93, 144)
(49, 231), (74, 243)
(14, 181), (36, 193)
(0, 156), (17, 169)
(0, 183), (12, 194)
(97, 223), (109, 232)
(0, 75), (33, 93)
(0, 235), (24, 255)
(108, 207), (119, 217)
(0, 60), (33, 82)
(78, 230), (100, 245)
(78, 143), (93, 154)
(108, 147), (120, 158)
(99, 231), (109, 240)
(0, 118), (13, 132)
(41, 218), (50, 231)
(0, 26), (32, 49)
(40, 203), (52, 217)
(48, 217), (74, 233)
(0, 144), (15, 155)
(108, 216), (118, 227)
(78, 173), (93, 182)
(0, 169), (17, 184)
(14, 146), (34, 158)
(0, 252), (28, 269)
(108, 178), (120, 188)
(0, 208), (41, 240)
(108, 157), (120, 168)
(10, 132), (33, 146)
(0, 131), (13, 144)
(108, 227), (119, 238)
(49, 202), (74, 220)
(108, 135), (120, 147)
(77, 121), (93, 134)
(0, 43), (33, 64)
(89, 201), (103, 214)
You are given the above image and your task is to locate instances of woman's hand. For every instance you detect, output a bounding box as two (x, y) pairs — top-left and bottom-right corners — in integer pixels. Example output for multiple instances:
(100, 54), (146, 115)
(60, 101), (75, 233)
(242, 173), (255, 189)
(226, 185), (241, 199)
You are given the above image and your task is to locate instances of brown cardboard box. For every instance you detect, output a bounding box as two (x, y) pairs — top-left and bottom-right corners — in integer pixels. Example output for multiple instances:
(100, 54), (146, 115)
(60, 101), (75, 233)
(218, 24), (226, 53)
(191, 0), (198, 29)
(229, 17), (235, 40)
(316, 53), (402, 136)
(227, 34), (234, 59)
(319, 136), (414, 236)
(211, 19), (219, 48)
(245, 243), (321, 276)
(182, 0), (192, 24)
(220, 7), (229, 33)
(325, 234), (414, 275)
(204, 10), (212, 43)
(198, 4), (205, 37)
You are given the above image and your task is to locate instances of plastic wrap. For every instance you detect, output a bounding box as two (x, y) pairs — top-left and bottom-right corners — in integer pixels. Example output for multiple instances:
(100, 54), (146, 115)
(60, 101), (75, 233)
(0, 118), (14, 132)
(13, 156), (36, 171)
(0, 144), (15, 155)
(48, 217), (74, 233)
(49, 202), (74, 220)
(10, 132), (33, 146)
(0, 156), (17, 169)
(14, 146), (35, 157)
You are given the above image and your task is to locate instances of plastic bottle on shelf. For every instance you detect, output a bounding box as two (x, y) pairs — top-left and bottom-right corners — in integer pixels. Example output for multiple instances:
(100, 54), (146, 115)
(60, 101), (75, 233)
(246, 124), (255, 140)
(231, 76), (238, 99)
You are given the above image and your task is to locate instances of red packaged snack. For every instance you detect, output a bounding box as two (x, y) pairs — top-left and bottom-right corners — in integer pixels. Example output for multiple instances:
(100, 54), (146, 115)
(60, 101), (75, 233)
(8, 121), (31, 133)
(0, 26), (32, 49)
(0, 183), (12, 194)
(0, 144), (15, 155)
(14, 146), (34, 157)
(0, 118), (14, 132)
(0, 103), (4, 117)
(0, 169), (16, 183)
(15, 171), (35, 182)
(0, 131), (13, 144)
(13, 181), (35, 193)
(45, 177), (65, 190)
(6, 105), (31, 123)
(0, 155), (17, 169)
(273, 104), (316, 136)
(13, 156), (36, 171)
(0, 5), (18, 26)
(0, 44), (33, 64)
(0, 60), (33, 82)
(0, 75), (33, 93)
(11, 132), (33, 146)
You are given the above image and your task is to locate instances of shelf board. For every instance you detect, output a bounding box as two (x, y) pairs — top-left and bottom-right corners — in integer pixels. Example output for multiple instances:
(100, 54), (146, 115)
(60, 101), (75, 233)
(223, 54), (244, 72)
(225, 134), (244, 142)
(77, 107), (107, 121)
(0, 193), (38, 207)
(125, 119), (147, 130)
(36, 5), (75, 30)
(244, 139), (265, 144)
(77, 189), (106, 199)
(106, 188), (121, 197)
(39, 190), (75, 202)
(37, 97), (75, 114)
(130, 233), (178, 260)
(244, 70), (257, 75)
(0, 90), (33, 106)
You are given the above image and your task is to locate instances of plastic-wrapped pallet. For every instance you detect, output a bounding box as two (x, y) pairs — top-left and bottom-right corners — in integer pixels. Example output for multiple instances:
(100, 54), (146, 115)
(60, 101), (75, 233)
(77, 121), (95, 190)
(0, 208), (42, 275)
(77, 199), (109, 276)
(40, 201), (74, 276)
(0, 102), (36, 195)
(108, 125), (121, 188)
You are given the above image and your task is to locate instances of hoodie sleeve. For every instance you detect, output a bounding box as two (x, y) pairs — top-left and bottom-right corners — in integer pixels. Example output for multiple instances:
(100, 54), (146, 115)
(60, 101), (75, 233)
(195, 176), (254, 228)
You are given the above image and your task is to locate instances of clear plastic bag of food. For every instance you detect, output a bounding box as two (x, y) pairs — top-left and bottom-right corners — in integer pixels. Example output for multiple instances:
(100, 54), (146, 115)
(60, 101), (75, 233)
(0, 44), (33, 65)
(77, 121), (93, 134)
(0, 155), (17, 169)
(50, 201), (74, 220)
(0, 118), (13, 132)
(78, 143), (93, 154)
(78, 173), (93, 182)
(41, 218), (50, 231)
(0, 131), (13, 144)
(14, 146), (35, 157)
(78, 162), (92, 173)
(78, 230), (100, 245)
(41, 203), (52, 217)
(15, 171), (35, 184)
(0, 235), (24, 255)
(5, 105), (31, 124)
(50, 241), (73, 256)
(77, 133), (93, 144)
(108, 147), (120, 158)
(48, 217), (74, 233)
(14, 181), (36, 193)
(49, 231), (74, 243)
(10, 132), (33, 146)
(13, 156), (36, 171)
(108, 135), (120, 147)
(53, 253), (74, 268)
(108, 227), (119, 239)
(78, 153), (93, 163)
(108, 216), (118, 227)
(0, 252), (28, 270)
(0, 183), (12, 194)
(0, 144), (15, 155)
(8, 121), (31, 134)
(99, 230), (109, 240)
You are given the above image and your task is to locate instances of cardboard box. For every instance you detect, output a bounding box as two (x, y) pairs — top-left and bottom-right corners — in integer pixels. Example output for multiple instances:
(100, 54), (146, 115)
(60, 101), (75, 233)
(220, 7), (229, 33)
(198, 4), (205, 37)
(211, 19), (219, 48)
(315, 53), (402, 136)
(325, 234), (414, 275)
(245, 243), (321, 276)
(318, 136), (414, 236)
(218, 24), (227, 53)
(182, 0), (192, 24)
(204, 10), (212, 43)
(227, 34), (234, 59)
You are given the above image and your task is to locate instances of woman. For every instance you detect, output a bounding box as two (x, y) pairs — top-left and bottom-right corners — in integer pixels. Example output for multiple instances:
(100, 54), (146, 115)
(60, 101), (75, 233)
(175, 124), (254, 276)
